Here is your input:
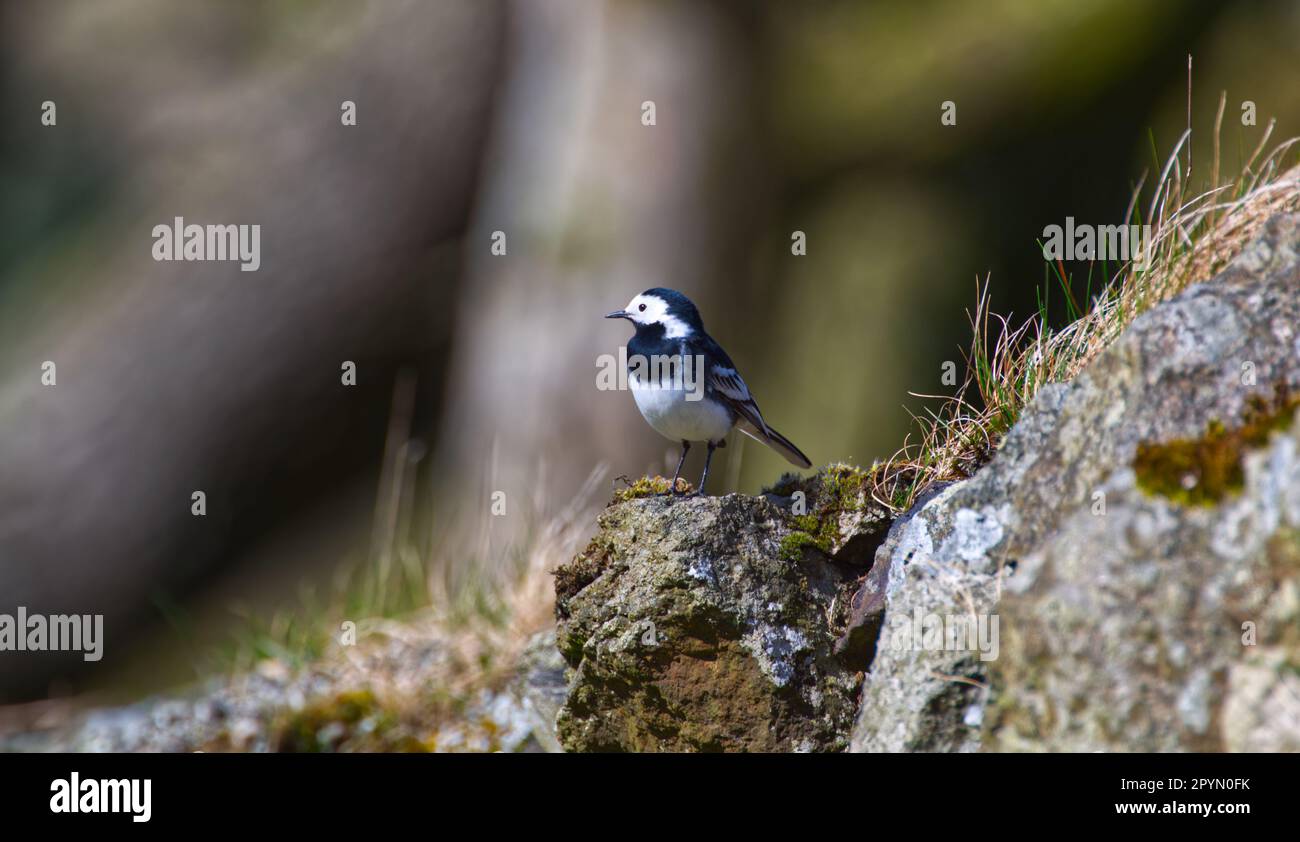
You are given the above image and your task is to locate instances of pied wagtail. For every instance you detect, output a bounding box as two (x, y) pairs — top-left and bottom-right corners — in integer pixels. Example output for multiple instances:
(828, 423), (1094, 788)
(606, 288), (812, 495)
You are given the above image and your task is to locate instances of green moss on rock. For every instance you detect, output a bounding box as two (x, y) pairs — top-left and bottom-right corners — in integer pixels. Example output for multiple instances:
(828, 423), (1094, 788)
(271, 689), (430, 752)
(772, 463), (885, 563)
(1134, 387), (1299, 505)
(779, 527), (822, 561)
(613, 475), (690, 502)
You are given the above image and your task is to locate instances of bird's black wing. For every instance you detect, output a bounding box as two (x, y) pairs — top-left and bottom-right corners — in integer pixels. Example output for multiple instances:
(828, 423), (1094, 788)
(697, 333), (772, 436)
(697, 332), (812, 469)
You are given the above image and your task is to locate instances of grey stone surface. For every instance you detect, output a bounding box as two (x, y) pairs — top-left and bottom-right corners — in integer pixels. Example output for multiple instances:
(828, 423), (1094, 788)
(554, 489), (869, 752)
(852, 213), (1300, 752)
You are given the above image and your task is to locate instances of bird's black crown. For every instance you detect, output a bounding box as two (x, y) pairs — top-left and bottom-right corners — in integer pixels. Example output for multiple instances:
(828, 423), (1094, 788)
(642, 287), (705, 331)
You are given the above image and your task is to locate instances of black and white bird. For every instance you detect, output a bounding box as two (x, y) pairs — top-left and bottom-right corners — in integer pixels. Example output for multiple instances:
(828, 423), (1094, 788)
(605, 288), (812, 495)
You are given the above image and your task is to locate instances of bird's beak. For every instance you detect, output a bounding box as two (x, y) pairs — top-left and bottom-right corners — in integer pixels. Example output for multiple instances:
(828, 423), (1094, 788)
(605, 309), (630, 320)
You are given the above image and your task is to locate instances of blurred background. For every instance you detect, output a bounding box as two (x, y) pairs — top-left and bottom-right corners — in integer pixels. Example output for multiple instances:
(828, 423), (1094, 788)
(1, 0), (1298, 704)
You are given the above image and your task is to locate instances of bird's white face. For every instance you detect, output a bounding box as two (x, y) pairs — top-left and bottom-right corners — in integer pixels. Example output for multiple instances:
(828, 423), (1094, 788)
(619, 293), (692, 337)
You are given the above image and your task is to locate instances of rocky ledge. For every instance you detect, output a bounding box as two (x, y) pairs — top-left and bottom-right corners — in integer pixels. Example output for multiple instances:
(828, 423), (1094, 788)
(552, 213), (1300, 752)
(553, 470), (888, 751)
(10, 216), (1299, 753)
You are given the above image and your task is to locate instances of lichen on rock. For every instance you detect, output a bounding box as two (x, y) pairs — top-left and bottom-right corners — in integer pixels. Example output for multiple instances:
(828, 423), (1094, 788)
(553, 476), (887, 752)
(848, 213), (1300, 752)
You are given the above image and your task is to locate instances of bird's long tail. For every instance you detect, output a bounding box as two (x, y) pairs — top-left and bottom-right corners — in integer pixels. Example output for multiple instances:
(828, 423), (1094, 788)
(737, 420), (812, 469)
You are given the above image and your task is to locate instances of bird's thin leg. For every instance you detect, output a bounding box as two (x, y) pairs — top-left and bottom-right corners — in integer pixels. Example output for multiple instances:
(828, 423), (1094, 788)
(694, 441), (717, 497)
(664, 440), (690, 495)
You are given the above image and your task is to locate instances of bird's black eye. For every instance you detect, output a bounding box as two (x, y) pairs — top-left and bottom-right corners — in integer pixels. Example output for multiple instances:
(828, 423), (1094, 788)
(638, 303), (647, 312)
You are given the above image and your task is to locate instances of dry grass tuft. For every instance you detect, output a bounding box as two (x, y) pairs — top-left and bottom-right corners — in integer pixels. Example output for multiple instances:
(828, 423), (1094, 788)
(215, 445), (607, 697)
(868, 108), (1300, 514)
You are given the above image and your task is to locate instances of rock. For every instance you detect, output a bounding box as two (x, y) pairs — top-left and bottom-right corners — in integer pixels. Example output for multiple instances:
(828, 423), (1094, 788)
(553, 476), (887, 752)
(498, 630), (569, 753)
(848, 377), (1081, 751)
(2, 623), (567, 753)
(851, 213), (1300, 752)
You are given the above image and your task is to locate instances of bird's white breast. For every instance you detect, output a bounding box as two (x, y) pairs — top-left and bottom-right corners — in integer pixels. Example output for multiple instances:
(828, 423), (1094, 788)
(629, 373), (733, 444)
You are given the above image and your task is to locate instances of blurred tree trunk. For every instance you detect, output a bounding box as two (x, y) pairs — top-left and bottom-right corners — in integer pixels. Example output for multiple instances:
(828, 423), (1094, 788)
(0, 0), (505, 700)
(431, 0), (760, 537)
